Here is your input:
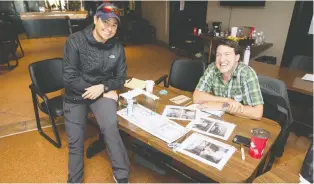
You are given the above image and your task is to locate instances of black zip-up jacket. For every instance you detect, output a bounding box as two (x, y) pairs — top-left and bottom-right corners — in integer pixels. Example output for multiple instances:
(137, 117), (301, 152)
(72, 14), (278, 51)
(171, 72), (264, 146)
(63, 25), (127, 104)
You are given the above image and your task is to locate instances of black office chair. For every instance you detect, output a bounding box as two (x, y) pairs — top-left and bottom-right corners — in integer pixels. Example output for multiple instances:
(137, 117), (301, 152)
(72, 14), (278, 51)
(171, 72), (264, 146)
(0, 22), (19, 69)
(29, 58), (64, 148)
(0, 21), (24, 57)
(300, 142), (313, 183)
(257, 75), (293, 175)
(155, 58), (206, 92)
(29, 58), (104, 152)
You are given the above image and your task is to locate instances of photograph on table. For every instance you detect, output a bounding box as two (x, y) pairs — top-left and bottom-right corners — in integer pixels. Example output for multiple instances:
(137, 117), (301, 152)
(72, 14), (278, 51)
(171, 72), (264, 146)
(176, 133), (236, 170)
(162, 105), (199, 121)
(191, 118), (214, 132)
(186, 117), (236, 140)
(209, 123), (227, 137)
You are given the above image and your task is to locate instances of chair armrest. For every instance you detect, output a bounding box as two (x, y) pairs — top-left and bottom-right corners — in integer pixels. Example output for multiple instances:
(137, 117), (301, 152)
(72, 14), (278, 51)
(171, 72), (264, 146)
(29, 84), (49, 103)
(155, 74), (169, 87)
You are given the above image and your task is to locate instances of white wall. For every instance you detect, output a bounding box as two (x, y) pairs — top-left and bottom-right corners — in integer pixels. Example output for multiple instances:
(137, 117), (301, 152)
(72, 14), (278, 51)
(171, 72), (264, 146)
(206, 1), (295, 66)
(141, 1), (170, 44)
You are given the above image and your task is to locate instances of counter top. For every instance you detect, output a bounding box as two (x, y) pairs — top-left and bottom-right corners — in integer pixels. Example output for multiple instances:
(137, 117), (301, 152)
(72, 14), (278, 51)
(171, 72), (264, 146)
(20, 11), (88, 20)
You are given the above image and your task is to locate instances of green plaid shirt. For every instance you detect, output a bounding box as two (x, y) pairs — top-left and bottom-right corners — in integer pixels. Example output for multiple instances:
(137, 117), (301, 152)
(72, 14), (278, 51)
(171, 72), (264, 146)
(196, 62), (264, 106)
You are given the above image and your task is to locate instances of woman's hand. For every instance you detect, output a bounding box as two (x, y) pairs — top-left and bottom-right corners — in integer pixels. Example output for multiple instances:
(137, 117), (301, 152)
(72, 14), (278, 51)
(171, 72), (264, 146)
(103, 90), (118, 101)
(82, 84), (104, 100)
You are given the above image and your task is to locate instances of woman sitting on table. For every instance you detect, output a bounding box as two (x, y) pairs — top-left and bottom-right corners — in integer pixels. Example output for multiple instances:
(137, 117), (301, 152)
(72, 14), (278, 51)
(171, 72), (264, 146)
(62, 3), (129, 183)
(193, 39), (264, 120)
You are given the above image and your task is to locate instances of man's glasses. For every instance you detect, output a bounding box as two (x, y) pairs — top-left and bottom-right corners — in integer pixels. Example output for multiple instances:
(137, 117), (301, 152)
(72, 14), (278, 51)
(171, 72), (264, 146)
(100, 6), (120, 17)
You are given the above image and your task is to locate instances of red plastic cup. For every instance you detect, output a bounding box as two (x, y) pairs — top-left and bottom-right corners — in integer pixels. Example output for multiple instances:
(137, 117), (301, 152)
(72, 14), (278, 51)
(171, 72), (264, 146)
(249, 128), (270, 159)
(193, 27), (197, 35)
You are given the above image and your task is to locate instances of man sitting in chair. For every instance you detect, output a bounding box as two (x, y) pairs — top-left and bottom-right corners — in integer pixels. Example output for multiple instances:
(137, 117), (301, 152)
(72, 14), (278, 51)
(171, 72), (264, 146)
(193, 39), (264, 120)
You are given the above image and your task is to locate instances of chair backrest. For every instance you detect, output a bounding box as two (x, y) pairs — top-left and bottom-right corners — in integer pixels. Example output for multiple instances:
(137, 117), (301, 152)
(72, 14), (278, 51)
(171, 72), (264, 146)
(168, 58), (205, 92)
(290, 55), (313, 73)
(0, 21), (17, 41)
(258, 75), (292, 158)
(258, 75), (293, 124)
(29, 58), (64, 94)
(301, 143), (313, 183)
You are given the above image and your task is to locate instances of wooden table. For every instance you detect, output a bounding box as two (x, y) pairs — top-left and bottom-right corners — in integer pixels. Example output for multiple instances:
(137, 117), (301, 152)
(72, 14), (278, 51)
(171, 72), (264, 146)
(118, 85), (281, 182)
(250, 61), (313, 96)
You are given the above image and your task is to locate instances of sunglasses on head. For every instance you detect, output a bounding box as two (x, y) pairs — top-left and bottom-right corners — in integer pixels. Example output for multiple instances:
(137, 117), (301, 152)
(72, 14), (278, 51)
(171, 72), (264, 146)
(100, 6), (120, 17)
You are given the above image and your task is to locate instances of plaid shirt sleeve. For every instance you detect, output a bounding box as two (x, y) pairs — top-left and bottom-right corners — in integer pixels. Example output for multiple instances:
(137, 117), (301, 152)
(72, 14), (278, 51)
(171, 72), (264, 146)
(242, 67), (264, 106)
(196, 64), (215, 93)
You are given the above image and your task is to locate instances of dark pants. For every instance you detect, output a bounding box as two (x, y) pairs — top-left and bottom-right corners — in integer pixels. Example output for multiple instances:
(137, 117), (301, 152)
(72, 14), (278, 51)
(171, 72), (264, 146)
(64, 97), (130, 183)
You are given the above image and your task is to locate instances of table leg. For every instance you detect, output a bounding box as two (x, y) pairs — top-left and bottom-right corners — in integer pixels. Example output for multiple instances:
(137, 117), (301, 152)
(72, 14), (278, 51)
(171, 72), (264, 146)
(208, 40), (213, 64)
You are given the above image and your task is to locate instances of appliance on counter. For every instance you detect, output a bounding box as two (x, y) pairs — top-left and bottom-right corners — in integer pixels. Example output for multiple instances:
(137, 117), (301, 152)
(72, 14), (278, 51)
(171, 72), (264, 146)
(212, 22), (222, 36)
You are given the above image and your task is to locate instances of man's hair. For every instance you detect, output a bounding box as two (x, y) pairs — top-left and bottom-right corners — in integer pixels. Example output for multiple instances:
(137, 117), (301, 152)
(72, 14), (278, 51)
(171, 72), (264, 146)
(214, 38), (243, 57)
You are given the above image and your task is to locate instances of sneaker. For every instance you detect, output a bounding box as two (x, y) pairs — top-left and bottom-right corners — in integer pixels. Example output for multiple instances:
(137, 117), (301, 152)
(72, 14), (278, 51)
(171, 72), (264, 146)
(113, 175), (129, 184)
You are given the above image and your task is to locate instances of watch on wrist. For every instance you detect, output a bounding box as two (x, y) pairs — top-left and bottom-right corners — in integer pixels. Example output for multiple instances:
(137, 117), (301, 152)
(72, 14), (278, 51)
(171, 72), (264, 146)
(222, 102), (229, 112)
(103, 85), (109, 93)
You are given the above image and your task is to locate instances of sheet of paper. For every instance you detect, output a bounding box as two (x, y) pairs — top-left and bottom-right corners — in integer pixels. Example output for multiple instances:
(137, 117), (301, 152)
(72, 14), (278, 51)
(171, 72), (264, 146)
(124, 78), (147, 89)
(299, 173), (311, 184)
(162, 105), (200, 121)
(117, 104), (189, 144)
(170, 95), (191, 104)
(302, 74), (314, 82)
(176, 133), (236, 171)
(187, 104), (224, 118)
(186, 116), (236, 141)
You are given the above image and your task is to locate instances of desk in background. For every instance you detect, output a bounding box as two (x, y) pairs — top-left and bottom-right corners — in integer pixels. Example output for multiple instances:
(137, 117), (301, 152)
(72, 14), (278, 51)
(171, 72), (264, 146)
(250, 61), (313, 96)
(250, 61), (313, 136)
(20, 11), (88, 38)
(118, 85), (281, 183)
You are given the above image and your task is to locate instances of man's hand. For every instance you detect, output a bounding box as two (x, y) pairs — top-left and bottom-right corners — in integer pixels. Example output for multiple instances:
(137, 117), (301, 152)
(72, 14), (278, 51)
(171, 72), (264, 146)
(103, 90), (118, 101)
(226, 99), (244, 114)
(82, 84), (105, 100)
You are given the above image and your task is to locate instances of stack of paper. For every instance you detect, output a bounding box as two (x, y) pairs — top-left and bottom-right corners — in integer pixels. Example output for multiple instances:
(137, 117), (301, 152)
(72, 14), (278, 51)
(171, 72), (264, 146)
(299, 174), (311, 184)
(124, 78), (147, 89)
(117, 104), (189, 143)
